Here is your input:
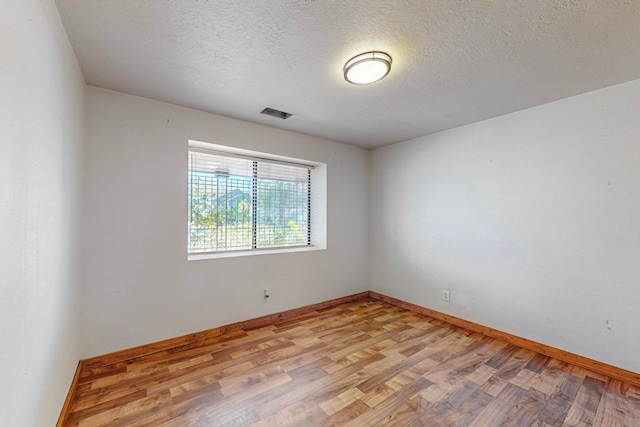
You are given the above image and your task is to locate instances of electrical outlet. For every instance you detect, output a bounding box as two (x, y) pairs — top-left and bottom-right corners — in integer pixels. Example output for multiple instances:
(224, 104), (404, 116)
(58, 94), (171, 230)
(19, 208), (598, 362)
(442, 290), (450, 302)
(264, 288), (270, 302)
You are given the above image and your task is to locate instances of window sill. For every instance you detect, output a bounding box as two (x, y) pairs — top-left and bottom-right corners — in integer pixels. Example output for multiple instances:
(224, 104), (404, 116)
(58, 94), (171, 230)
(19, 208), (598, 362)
(188, 245), (325, 261)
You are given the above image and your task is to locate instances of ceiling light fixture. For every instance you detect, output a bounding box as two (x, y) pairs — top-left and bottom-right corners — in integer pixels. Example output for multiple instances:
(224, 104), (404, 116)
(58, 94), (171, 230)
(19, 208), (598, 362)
(343, 51), (392, 85)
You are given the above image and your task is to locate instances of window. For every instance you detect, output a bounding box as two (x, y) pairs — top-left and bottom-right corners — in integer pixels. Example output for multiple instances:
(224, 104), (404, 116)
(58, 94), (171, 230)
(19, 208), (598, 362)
(188, 142), (323, 257)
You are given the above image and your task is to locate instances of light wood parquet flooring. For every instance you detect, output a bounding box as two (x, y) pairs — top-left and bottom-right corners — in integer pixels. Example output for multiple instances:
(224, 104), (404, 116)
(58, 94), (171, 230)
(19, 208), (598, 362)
(64, 300), (640, 426)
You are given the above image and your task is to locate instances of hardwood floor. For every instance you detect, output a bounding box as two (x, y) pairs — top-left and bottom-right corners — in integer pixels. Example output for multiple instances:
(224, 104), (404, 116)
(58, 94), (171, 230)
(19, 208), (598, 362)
(63, 300), (640, 426)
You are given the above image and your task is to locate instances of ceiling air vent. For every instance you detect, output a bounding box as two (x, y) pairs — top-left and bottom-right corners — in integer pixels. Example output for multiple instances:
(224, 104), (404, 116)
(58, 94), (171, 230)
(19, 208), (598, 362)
(261, 107), (293, 120)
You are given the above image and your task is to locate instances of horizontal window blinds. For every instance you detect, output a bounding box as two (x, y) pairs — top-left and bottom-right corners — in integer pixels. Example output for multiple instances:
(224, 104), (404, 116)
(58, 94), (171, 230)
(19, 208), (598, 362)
(188, 149), (311, 254)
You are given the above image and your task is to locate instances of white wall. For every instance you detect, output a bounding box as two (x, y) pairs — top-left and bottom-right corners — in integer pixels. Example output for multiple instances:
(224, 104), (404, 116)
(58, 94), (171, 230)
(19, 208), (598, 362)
(82, 87), (369, 357)
(0, 1), (85, 425)
(370, 79), (640, 373)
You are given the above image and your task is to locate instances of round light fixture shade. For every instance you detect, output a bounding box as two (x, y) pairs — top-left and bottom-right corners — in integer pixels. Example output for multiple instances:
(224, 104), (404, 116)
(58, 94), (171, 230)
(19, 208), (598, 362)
(344, 51), (392, 85)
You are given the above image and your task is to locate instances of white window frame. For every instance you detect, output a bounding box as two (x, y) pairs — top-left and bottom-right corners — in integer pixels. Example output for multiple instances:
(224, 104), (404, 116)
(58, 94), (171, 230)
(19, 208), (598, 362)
(188, 140), (326, 260)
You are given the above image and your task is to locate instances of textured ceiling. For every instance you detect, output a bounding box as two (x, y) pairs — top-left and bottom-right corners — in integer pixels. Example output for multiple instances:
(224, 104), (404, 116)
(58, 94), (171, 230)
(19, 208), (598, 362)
(55, 0), (640, 149)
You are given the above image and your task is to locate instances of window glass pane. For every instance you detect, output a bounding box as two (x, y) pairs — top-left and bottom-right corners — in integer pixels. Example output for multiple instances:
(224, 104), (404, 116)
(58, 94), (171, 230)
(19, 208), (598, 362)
(188, 152), (253, 253)
(188, 149), (311, 254)
(256, 162), (309, 248)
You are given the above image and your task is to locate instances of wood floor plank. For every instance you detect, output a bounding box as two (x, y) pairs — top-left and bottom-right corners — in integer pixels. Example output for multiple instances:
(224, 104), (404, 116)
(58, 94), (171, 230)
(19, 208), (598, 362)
(527, 352), (551, 373)
(501, 387), (546, 427)
(345, 377), (433, 426)
(412, 379), (479, 426)
(249, 399), (326, 427)
(438, 387), (494, 427)
(564, 376), (605, 427)
(593, 388), (627, 426)
(624, 396), (640, 427)
(62, 301), (640, 426)
(536, 374), (583, 426)
(468, 382), (528, 426)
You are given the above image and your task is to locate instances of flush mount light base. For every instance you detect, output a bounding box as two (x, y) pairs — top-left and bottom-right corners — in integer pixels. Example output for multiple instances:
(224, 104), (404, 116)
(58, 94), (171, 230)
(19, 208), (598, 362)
(344, 51), (392, 85)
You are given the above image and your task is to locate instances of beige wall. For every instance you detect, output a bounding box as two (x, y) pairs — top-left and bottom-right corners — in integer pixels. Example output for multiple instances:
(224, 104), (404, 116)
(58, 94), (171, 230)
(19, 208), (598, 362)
(81, 87), (369, 357)
(0, 1), (85, 425)
(369, 79), (640, 373)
